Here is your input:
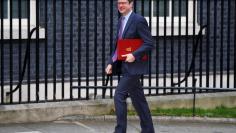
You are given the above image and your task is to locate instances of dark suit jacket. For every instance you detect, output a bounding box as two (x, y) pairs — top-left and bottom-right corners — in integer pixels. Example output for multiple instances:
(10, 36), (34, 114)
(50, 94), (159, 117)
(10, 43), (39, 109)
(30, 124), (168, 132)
(108, 12), (154, 75)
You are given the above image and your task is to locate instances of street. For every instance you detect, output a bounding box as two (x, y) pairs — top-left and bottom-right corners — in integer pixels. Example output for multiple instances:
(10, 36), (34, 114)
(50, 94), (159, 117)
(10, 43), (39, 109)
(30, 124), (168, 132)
(0, 119), (236, 133)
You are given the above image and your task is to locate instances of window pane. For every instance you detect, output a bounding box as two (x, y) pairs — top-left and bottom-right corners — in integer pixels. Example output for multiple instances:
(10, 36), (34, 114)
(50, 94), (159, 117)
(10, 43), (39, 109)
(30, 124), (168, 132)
(153, 0), (170, 17)
(135, 0), (150, 17)
(0, 0), (8, 18)
(173, 0), (187, 16)
(13, 0), (27, 18)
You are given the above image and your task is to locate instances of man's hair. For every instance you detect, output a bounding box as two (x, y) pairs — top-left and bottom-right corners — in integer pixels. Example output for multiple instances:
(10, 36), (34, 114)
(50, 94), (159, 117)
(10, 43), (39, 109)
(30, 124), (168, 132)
(128, 0), (134, 3)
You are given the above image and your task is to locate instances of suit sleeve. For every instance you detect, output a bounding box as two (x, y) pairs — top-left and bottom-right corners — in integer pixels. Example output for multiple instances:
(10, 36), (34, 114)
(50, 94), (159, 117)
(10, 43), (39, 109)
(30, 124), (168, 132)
(132, 17), (154, 60)
(107, 40), (117, 65)
(108, 52), (114, 65)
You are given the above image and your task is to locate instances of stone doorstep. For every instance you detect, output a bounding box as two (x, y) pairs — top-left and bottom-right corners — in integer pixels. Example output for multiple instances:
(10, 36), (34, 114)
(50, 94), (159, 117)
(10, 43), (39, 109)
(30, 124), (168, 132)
(0, 92), (236, 124)
(0, 100), (112, 124)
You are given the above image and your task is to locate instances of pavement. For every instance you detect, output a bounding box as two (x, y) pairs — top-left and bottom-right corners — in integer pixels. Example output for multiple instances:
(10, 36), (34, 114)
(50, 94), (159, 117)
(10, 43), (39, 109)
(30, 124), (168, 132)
(0, 116), (236, 133)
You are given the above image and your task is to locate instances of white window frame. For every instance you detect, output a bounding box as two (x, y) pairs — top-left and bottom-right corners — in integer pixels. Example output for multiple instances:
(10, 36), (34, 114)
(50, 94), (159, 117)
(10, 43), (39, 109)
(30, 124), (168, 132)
(144, 0), (201, 36)
(0, 0), (45, 39)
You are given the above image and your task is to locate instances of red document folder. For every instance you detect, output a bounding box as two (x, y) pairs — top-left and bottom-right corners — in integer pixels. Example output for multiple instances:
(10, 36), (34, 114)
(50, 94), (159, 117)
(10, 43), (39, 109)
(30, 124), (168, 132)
(117, 39), (148, 61)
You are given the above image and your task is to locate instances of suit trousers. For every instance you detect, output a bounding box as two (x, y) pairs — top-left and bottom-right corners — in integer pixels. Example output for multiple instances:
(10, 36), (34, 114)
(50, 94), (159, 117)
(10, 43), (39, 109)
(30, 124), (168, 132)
(114, 75), (155, 133)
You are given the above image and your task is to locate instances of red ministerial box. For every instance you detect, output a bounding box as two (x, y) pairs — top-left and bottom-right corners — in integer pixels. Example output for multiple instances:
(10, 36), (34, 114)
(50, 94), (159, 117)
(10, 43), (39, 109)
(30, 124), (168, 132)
(117, 39), (148, 61)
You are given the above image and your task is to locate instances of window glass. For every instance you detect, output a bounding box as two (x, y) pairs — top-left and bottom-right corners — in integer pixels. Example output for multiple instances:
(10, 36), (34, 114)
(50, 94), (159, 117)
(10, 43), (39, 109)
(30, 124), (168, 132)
(136, 0), (150, 17)
(0, 0), (8, 18)
(173, 0), (187, 16)
(153, 0), (170, 17)
(135, 0), (187, 17)
(12, 0), (28, 18)
(136, 0), (170, 17)
(0, 0), (28, 19)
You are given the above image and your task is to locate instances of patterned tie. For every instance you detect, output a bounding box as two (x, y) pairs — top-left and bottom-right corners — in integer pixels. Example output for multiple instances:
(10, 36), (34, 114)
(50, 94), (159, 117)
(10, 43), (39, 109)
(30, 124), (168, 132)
(112, 17), (125, 62)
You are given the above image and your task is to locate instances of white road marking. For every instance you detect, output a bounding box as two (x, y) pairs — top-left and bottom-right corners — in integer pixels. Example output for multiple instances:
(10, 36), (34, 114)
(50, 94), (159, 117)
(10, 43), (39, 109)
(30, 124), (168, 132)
(15, 131), (42, 133)
(73, 121), (96, 133)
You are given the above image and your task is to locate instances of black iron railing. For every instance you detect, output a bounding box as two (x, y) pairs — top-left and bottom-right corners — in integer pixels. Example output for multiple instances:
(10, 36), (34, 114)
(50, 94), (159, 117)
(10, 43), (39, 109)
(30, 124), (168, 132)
(0, 0), (235, 105)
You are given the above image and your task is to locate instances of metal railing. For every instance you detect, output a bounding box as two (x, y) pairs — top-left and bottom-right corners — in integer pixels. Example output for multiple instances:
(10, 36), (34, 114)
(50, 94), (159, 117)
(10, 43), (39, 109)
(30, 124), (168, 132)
(0, 0), (235, 105)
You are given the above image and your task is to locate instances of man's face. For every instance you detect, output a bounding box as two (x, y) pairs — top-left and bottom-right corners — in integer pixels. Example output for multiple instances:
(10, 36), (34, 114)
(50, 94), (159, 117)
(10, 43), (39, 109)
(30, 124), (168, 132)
(117, 0), (133, 16)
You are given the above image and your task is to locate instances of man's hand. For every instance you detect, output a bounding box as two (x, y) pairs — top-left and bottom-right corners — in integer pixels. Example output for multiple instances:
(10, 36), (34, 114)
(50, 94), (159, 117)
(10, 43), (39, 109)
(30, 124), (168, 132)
(121, 53), (135, 63)
(105, 64), (112, 75)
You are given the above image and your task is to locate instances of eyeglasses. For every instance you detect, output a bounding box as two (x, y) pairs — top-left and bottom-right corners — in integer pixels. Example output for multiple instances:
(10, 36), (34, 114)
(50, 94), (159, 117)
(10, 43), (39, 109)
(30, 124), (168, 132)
(117, 2), (129, 5)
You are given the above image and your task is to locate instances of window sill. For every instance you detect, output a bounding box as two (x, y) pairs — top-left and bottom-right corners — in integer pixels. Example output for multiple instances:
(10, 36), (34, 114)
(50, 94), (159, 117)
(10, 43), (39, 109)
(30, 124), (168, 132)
(150, 25), (203, 36)
(0, 27), (45, 40)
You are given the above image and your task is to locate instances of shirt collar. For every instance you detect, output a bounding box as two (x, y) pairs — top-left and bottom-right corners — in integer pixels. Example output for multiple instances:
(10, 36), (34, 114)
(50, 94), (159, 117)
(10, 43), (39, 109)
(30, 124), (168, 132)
(123, 10), (132, 21)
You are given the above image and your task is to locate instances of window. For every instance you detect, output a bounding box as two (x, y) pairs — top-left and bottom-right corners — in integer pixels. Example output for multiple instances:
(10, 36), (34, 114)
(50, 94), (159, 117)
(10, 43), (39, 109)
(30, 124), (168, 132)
(135, 0), (200, 36)
(0, 0), (44, 39)
(0, 0), (28, 19)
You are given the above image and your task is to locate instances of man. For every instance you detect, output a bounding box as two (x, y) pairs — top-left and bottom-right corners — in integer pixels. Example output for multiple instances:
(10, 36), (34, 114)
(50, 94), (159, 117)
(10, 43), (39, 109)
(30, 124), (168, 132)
(105, 0), (155, 133)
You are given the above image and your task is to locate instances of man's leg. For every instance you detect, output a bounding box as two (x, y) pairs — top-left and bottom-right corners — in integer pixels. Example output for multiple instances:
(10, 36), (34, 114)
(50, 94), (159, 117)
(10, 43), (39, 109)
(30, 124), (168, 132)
(114, 76), (130, 133)
(128, 76), (155, 133)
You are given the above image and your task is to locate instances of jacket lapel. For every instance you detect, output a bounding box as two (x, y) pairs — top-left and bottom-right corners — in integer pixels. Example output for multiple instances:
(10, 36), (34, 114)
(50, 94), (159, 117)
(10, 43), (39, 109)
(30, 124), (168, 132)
(116, 17), (122, 41)
(122, 12), (135, 39)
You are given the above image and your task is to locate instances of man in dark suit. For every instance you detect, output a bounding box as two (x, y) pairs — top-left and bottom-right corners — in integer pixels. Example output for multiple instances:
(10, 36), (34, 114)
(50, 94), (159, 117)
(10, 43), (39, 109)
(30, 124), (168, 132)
(105, 0), (155, 132)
